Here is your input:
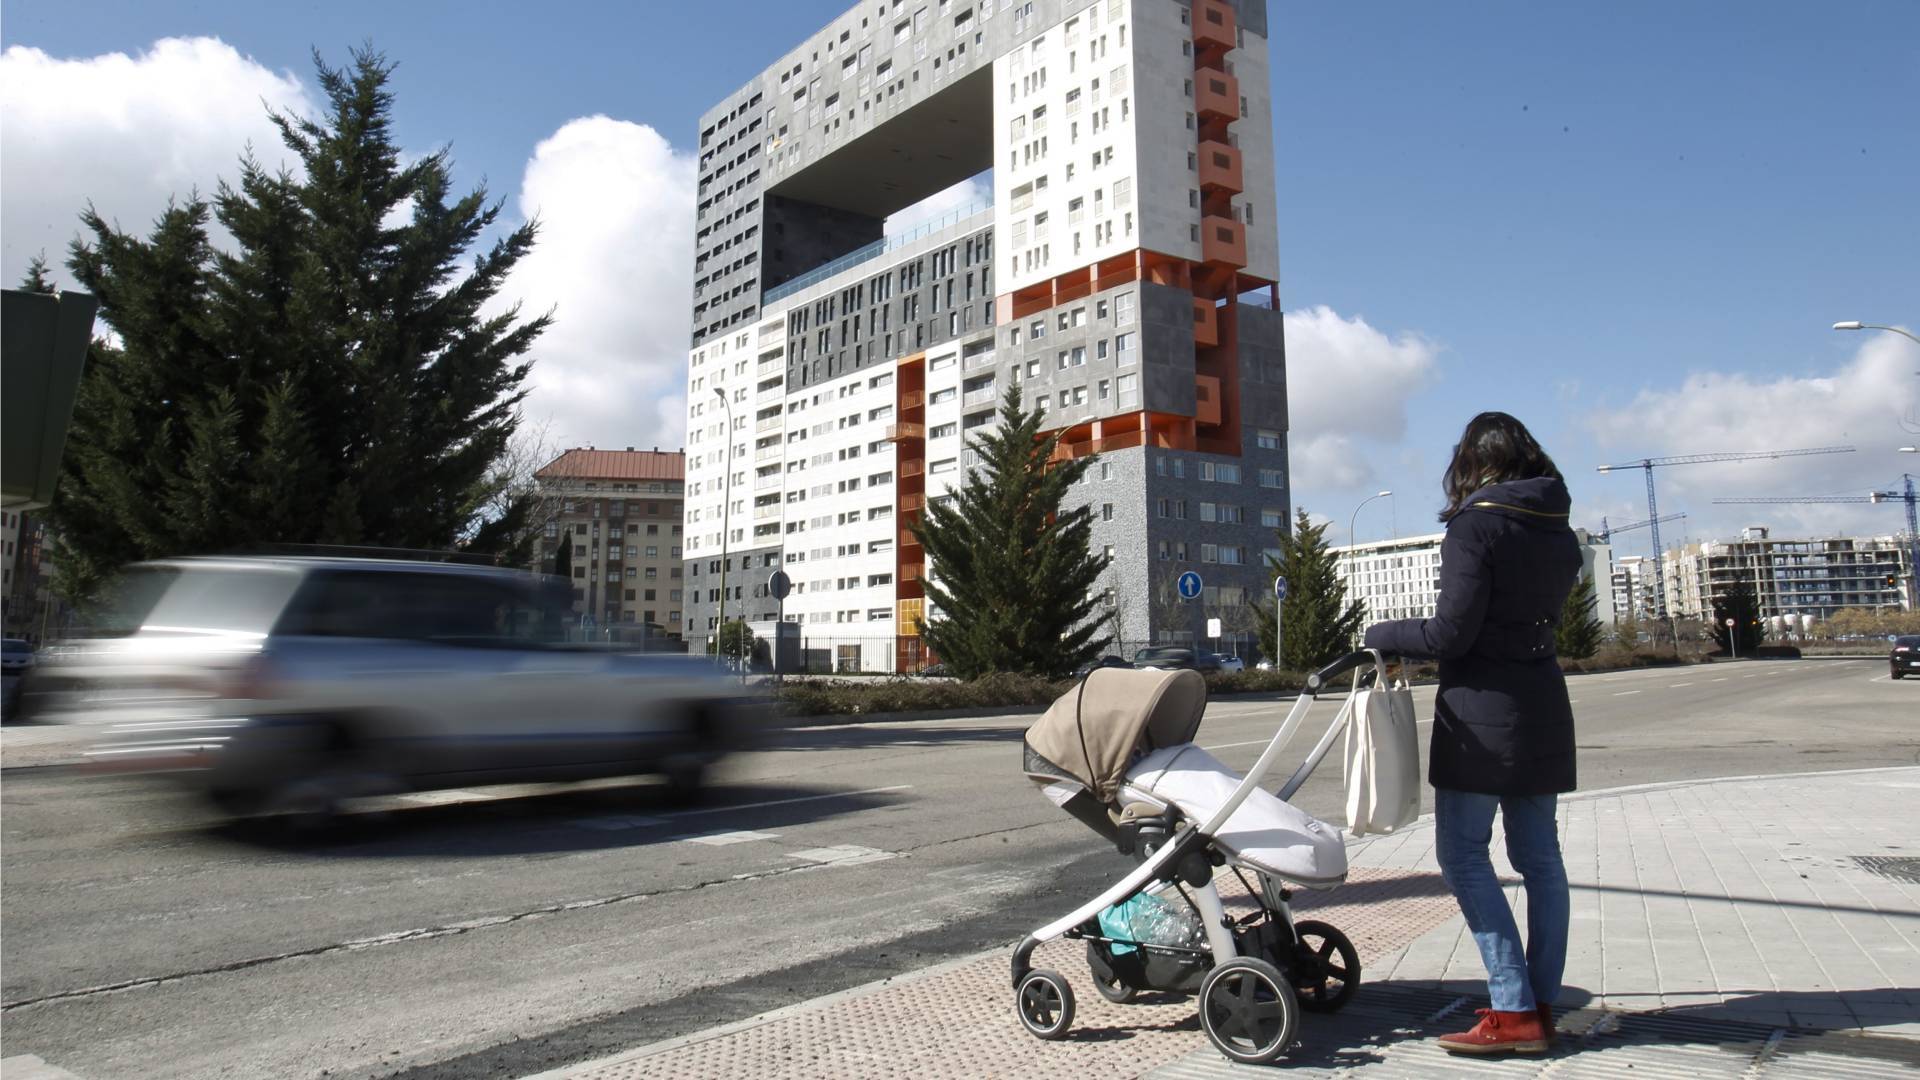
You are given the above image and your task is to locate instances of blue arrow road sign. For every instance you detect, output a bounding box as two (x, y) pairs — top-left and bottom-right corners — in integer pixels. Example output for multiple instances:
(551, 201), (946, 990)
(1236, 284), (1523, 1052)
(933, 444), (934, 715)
(1177, 571), (1203, 600)
(1273, 575), (1289, 602)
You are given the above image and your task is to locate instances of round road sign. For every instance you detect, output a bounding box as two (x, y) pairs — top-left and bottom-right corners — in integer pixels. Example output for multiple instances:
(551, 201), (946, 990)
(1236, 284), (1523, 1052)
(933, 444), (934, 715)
(1178, 571), (1203, 600)
(768, 570), (792, 601)
(1273, 575), (1289, 602)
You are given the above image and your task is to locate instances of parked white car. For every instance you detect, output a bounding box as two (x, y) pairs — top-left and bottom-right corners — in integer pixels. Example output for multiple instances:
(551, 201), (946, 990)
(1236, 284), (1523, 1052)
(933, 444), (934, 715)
(1216, 655), (1246, 674)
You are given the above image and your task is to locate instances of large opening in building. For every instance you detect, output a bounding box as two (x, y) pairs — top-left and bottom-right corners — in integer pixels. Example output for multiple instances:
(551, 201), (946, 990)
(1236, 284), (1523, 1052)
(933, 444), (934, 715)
(761, 65), (993, 300)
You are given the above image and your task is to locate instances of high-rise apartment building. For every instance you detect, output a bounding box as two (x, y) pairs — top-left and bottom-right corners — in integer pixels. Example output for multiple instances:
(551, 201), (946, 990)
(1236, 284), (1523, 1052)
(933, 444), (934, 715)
(683, 0), (1287, 670)
(535, 449), (687, 638)
(1663, 527), (1913, 621)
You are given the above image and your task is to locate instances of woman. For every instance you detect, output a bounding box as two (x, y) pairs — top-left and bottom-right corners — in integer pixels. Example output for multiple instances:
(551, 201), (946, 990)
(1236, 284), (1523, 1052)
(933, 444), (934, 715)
(1363, 412), (1582, 1055)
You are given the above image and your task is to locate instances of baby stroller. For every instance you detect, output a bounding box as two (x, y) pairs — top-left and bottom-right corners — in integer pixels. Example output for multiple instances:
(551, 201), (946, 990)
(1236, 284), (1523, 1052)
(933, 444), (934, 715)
(1012, 649), (1386, 1064)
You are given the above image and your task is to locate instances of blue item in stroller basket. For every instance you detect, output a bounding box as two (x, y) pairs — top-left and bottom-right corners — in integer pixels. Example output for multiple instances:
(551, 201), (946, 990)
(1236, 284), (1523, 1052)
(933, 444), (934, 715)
(1010, 651), (1390, 1064)
(1096, 891), (1205, 955)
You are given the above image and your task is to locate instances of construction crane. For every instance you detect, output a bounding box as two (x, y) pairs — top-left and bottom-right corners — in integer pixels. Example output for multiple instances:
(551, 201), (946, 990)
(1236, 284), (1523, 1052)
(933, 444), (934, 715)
(1592, 512), (1687, 544)
(1596, 446), (1856, 621)
(1714, 474), (1919, 604)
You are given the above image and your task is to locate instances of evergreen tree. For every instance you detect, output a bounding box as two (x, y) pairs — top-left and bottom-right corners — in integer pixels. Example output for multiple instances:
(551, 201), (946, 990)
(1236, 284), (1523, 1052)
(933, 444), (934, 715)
(910, 386), (1110, 678)
(1612, 607), (1642, 648)
(52, 47), (547, 601)
(1254, 509), (1365, 671)
(552, 531), (573, 581)
(1555, 573), (1606, 659)
(1710, 578), (1765, 655)
(20, 253), (57, 293)
(707, 619), (756, 668)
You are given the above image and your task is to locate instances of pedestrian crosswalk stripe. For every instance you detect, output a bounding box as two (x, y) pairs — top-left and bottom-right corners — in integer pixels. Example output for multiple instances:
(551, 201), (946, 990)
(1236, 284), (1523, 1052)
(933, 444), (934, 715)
(787, 845), (897, 866)
(683, 830), (779, 845)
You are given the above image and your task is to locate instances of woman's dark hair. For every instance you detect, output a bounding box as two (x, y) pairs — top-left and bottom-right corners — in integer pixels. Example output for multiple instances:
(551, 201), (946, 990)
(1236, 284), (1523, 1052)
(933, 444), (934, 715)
(1439, 412), (1562, 521)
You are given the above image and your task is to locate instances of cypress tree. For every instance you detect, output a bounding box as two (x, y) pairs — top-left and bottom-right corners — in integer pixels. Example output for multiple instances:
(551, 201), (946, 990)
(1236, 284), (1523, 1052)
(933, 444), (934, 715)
(910, 385), (1111, 678)
(1254, 509), (1365, 671)
(53, 46), (547, 600)
(1556, 573), (1606, 659)
(1710, 578), (1764, 656)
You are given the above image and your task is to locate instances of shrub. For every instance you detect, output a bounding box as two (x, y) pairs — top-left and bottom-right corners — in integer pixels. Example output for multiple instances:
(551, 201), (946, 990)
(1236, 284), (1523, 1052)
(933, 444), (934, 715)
(1205, 669), (1309, 695)
(776, 671), (1071, 717)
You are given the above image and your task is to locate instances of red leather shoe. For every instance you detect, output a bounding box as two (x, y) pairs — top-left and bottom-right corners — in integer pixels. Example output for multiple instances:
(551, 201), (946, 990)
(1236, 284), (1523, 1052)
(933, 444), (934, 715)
(1538, 1003), (1556, 1042)
(1436, 1008), (1550, 1055)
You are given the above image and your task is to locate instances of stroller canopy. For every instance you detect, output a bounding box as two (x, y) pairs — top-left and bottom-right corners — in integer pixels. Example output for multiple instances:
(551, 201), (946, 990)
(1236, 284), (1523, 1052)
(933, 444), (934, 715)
(1024, 667), (1207, 801)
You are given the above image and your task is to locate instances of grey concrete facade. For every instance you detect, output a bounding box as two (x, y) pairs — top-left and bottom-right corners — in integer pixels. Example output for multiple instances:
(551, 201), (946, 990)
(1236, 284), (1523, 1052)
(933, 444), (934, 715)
(686, 0), (1293, 661)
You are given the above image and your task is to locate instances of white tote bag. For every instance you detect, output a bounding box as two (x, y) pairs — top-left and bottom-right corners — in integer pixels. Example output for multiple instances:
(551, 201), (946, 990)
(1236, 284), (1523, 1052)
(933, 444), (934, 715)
(1342, 655), (1421, 836)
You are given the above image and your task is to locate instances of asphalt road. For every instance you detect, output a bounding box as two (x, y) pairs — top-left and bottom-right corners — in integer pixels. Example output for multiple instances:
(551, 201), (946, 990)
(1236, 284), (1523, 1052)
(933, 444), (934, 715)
(2, 658), (1911, 1079)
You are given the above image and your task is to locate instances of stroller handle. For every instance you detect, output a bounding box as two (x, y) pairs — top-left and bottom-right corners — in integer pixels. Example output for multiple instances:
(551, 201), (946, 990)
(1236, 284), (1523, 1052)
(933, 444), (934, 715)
(1305, 649), (1390, 693)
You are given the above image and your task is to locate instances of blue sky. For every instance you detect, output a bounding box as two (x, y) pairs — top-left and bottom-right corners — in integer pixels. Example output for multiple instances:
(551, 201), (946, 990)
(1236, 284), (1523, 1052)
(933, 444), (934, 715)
(3, 0), (1915, 552)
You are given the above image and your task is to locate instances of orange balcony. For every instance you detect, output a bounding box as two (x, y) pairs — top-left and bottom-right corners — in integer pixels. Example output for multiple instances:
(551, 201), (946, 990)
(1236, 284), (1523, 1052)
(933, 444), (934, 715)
(899, 389), (925, 411)
(900, 528), (923, 549)
(1194, 375), (1223, 426)
(886, 422), (925, 442)
(900, 492), (926, 512)
(1195, 70), (1240, 124)
(899, 459), (925, 478)
(1202, 214), (1247, 269)
(1197, 139), (1242, 196)
(1194, 0), (1236, 53)
(1192, 298), (1220, 348)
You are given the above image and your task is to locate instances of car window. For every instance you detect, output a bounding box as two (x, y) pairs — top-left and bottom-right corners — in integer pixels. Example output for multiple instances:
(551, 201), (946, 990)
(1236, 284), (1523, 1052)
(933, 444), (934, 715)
(101, 564), (302, 636)
(277, 570), (540, 645)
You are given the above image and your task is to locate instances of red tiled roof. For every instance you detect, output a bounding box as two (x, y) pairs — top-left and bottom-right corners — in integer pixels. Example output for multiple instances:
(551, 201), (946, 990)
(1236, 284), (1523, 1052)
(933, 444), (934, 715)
(535, 448), (685, 482)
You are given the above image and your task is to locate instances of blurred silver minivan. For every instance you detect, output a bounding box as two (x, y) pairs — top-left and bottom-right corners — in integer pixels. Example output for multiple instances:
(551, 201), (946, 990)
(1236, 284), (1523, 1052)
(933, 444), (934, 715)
(34, 556), (745, 822)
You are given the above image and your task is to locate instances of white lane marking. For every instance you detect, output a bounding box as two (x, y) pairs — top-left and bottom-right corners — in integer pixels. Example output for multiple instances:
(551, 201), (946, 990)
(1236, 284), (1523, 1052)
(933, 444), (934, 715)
(1711, 678), (1729, 683)
(787, 844), (897, 866)
(1614, 690), (1642, 697)
(396, 790), (492, 806)
(1669, 682), (1695, 688)
(1568, 699), (1580, 704)
(568, 815), (667, 831)
(683, 830), (779, 846)
(663, 784), (912, 819)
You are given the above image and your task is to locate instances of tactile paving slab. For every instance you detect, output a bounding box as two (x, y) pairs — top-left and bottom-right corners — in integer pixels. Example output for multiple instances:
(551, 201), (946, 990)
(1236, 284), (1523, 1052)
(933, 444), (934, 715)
(562, 866), (1460, 1080)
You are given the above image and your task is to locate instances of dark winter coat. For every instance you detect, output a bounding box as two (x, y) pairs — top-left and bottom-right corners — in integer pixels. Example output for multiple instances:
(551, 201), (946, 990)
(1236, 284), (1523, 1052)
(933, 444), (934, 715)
(1363, 476), (1584, 796)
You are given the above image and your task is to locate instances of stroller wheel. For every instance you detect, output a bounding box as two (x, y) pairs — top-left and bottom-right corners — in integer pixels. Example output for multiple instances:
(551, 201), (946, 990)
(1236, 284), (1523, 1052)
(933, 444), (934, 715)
(1016, 969), (1076, 1040)
(1291, 920), (1361, 1013)
(1086, 942), (1138, 1003)
(1199, 957), (1298, 1065)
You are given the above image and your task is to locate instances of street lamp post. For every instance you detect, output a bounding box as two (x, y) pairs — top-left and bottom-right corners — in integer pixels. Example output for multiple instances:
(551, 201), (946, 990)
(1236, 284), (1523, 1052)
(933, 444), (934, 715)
(712, 386), (735, 672)
(1349, 490), (1393, 552)
(1347, 490), (1392, 636)
(1832, 321), (1920, 347)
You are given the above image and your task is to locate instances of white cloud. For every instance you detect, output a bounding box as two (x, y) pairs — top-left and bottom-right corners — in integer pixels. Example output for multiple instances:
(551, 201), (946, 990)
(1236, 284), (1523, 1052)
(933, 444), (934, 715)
(1585, 332), (1920, 541)
(1282, 305), (1439, 490)
(0, 37), (313, 287)
(500, 116), (697, 453)
(884, 174), (992, 237)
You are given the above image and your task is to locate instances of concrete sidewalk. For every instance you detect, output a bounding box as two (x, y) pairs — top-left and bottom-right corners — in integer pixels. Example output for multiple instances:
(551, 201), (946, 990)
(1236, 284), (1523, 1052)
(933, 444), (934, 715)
(538, 766), (1920, 1079)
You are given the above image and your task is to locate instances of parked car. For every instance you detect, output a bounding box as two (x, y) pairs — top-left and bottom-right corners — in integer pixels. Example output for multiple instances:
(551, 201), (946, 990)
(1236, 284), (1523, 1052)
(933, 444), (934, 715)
(2, 637), (33, 718)
(1216, 655), (1246, 674)
(916, 663), (950, 678)
(1130, 647), (1225, 674)
(1072, 654), (1133, 677)
(1892, 635), (1920, 680)
(32, 556), (748, 824)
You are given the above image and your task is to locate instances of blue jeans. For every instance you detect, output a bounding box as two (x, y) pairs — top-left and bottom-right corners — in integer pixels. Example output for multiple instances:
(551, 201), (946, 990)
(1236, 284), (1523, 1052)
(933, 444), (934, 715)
(1433, 788), (1569, 1012)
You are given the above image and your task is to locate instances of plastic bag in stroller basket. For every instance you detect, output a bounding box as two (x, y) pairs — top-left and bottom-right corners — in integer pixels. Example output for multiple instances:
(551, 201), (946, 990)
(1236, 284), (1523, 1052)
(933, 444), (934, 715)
(1096, 891), (1205, 955)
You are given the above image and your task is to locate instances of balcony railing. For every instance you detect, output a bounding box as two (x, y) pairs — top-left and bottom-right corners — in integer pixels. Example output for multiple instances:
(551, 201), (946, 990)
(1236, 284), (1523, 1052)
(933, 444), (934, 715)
(762, 200), (993, 306)
(886, 422), (926, 441)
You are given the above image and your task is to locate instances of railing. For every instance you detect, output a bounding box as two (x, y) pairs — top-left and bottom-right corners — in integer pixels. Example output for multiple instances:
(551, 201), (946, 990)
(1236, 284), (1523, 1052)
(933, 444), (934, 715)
(761, 200), (993, 306)
(963, 386), (997, 406)
(900, 389), (925, 410)
(755, 415), (784, 432)
(886, 422), (925, 441)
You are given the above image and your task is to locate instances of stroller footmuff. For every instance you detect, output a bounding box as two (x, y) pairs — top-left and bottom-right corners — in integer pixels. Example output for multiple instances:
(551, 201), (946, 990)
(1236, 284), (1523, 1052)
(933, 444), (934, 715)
(1011, 653), (1387, 1064)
